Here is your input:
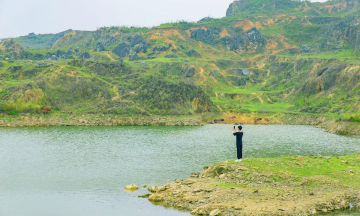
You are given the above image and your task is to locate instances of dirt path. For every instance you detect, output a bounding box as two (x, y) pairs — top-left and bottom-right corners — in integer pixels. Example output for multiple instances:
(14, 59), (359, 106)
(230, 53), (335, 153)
(251, 93), (264, 104)
(199, 67), (206, 83)
(105, 52), (115, 61)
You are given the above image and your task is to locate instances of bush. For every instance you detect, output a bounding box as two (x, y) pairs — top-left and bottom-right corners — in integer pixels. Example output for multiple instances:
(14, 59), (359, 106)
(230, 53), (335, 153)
(7, 110), (19, 115)
(0, 61), (3, 67)
(349, 115), (360, 122)
(3, 88), (45, 113)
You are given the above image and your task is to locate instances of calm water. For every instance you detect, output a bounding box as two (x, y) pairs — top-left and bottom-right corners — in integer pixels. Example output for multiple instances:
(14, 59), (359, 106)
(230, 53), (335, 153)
(0, 125), (359, 216)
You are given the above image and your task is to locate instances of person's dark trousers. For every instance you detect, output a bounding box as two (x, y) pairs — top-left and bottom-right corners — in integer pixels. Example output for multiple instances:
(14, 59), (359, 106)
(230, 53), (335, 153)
(236, 143), (242, 159)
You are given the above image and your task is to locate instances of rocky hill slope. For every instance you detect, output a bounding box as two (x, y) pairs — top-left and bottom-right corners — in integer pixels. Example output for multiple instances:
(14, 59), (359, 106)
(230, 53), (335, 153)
(0, 0), (359, 122)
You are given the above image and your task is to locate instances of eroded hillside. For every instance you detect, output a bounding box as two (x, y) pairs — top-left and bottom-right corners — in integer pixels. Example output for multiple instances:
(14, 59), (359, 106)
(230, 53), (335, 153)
(0, 0), (359, 120)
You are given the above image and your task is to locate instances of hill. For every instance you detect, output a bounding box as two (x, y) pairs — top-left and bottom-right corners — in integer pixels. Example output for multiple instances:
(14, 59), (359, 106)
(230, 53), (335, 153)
(0, 0), (359, 128)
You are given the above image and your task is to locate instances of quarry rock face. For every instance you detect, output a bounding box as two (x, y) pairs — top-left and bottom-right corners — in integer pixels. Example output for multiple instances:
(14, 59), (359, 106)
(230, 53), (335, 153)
(223, 27), (266, 53)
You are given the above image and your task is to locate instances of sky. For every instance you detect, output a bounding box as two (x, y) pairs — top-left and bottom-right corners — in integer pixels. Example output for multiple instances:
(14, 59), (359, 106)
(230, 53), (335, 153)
(0, 0), (328, 39)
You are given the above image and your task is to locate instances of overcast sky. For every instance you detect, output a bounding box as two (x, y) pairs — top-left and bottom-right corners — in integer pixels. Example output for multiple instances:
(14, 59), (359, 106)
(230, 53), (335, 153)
(0, 0), (328, 39)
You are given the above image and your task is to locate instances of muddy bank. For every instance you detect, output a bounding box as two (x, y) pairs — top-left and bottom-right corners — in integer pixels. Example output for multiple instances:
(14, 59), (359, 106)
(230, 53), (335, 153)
(0, 113), (202, 127)
(146, 154), (360, 216)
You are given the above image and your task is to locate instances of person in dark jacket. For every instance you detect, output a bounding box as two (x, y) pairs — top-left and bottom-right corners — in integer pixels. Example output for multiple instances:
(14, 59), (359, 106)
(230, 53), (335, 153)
(232, 125), (243, 162)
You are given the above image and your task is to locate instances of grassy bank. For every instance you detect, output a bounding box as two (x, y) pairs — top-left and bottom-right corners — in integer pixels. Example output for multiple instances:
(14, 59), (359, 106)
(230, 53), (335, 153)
(146, 154), (360, 216)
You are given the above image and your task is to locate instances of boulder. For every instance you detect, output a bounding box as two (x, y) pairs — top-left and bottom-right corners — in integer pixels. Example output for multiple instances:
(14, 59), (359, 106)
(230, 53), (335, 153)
(187, 49), (201, 57)
(239, 68), (249, 75)
(113, 43), (130, 58)
(78, 52), (91, 59)
(165, 54), (178, 58)
(50, 55), (58, 60)
(125, 183), (139, 191)
(148, 186), (159, 193)
(301, 44), (311, 52)
(153, 44), (171, 52)
(185, 67), (196, 77)
(95, 42), (106, 52)
(56, 50), (64, 57)
(65, 50), (74, 58)
(148, 194), (162, 202)
(245, 26), (267, 49)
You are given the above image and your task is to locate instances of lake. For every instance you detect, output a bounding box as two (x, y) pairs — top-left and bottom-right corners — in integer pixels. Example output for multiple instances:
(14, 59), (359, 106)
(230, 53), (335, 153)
(1, 125), (359, 216)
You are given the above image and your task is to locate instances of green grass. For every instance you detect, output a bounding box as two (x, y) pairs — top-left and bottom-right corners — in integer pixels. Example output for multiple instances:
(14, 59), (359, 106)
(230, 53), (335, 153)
(227, 154), (360, 186)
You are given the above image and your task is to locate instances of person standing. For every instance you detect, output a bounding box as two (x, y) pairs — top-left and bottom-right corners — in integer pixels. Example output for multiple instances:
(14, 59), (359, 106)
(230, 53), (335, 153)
(232, 126), (243, 162)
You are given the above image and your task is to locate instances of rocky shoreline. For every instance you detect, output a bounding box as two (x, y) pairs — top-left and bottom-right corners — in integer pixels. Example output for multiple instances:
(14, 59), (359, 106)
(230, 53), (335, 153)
(0, 112), (359, 137)
(145, 154), (360, 216)
(204, 113), (360, 136)
(0, 113), (203, 127)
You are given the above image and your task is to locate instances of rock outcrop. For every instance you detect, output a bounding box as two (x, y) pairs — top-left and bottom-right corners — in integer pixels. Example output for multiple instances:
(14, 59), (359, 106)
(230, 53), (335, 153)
(95, 42), (106, 52)
(113, 43), (130, 58)
(185, 67), (196, 77)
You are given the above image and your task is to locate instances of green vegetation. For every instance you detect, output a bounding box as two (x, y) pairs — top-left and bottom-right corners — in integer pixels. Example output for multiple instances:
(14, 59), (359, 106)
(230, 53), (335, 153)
(1, 0), (360, 121)
(228, 154), (360, 186)
(350, 115), (360, 122)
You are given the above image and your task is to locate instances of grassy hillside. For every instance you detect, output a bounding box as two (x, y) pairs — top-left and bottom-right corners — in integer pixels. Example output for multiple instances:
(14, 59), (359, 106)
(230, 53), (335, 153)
(1, 0), (360, 122)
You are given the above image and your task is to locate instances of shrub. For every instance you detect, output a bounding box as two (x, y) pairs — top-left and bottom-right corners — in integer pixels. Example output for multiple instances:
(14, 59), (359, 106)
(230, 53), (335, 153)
(3, 88), (45, 113)
(349, 115), (360, 122)
(7, 110), (19, 115)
